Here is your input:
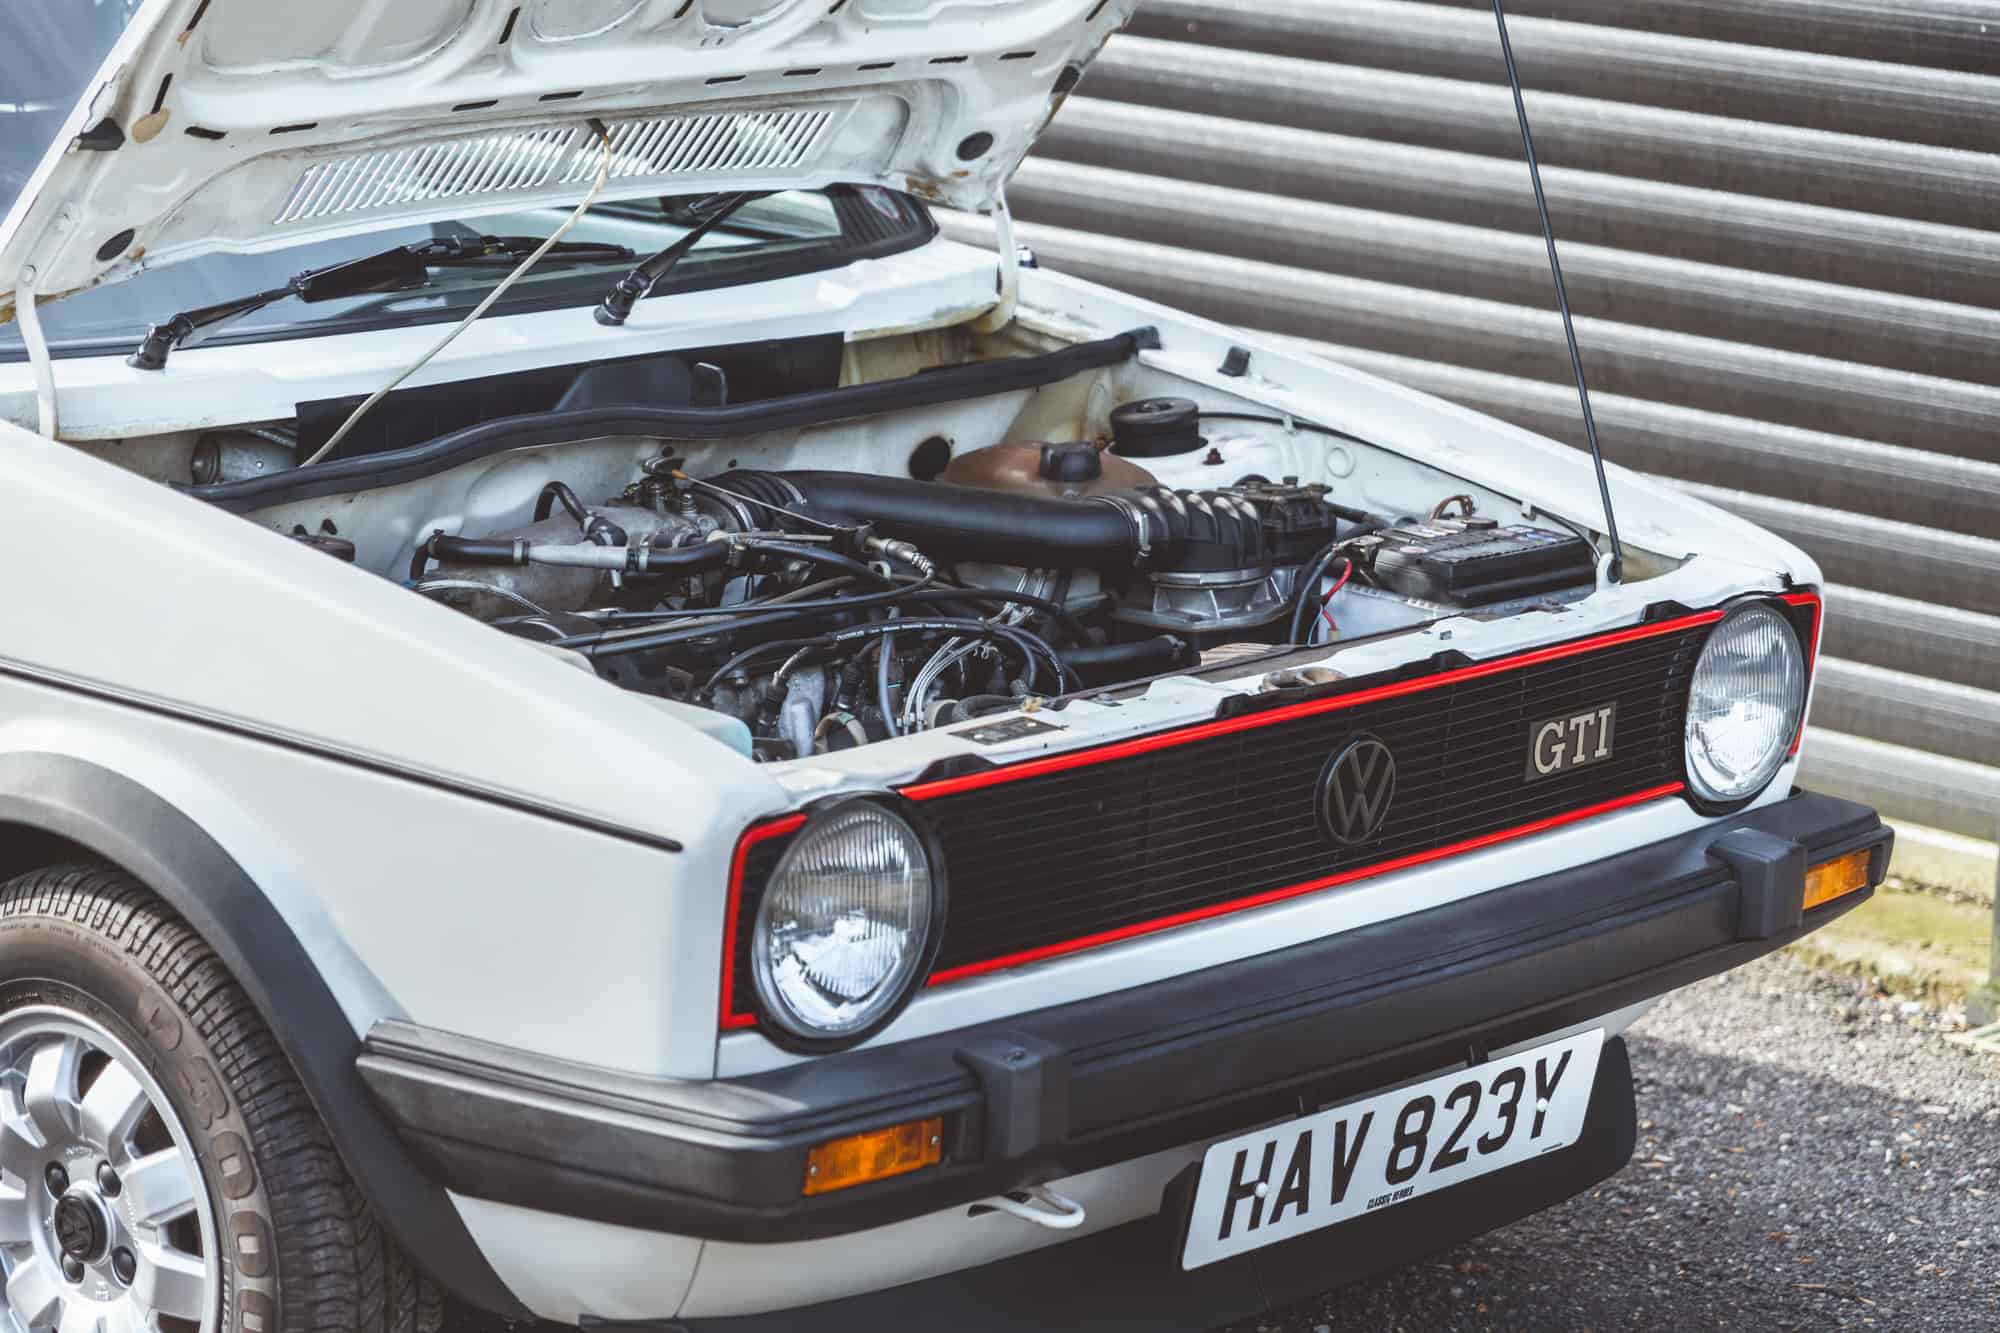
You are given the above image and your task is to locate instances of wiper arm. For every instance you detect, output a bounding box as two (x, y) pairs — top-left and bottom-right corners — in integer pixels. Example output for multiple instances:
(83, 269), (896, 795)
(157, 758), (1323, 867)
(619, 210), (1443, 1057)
(127, 234), (635, 370)
(594, 191), (775, 327)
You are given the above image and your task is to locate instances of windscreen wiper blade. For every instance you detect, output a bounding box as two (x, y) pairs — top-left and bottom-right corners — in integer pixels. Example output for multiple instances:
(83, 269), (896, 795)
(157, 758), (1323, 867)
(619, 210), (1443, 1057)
(594, 191), (775, 327)
(127, 234), (635, 371)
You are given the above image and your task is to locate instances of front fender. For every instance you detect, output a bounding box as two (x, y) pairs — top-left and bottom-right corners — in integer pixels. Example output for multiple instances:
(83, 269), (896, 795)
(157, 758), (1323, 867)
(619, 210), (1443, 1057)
(0, 751), (530, 1318)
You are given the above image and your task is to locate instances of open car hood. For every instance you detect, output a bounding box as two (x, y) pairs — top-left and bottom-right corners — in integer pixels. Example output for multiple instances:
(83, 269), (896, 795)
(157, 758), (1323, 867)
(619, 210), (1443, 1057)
(0, 0), (1129, 315)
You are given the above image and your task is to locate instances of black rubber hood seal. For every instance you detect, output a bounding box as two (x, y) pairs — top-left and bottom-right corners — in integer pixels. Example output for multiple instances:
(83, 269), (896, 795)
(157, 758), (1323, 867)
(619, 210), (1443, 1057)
(186, 327), (1159, 514)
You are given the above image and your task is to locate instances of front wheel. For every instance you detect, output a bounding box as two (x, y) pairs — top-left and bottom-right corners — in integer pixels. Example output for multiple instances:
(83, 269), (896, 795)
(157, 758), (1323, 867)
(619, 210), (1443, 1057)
(0, 863), (440, 1333)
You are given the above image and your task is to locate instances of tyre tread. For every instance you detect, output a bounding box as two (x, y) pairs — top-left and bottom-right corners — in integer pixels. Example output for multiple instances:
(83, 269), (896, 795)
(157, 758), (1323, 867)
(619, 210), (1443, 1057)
(0, 862), (441, 1333)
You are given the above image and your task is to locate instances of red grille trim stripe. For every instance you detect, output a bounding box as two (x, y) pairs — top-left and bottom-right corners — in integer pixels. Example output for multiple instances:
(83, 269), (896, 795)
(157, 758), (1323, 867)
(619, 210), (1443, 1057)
(1781, 589), (1822, 757)
(902, 609), (1725, 802)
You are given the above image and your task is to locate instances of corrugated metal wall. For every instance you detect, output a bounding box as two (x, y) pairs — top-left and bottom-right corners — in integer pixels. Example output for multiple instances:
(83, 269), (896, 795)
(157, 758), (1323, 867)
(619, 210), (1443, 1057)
(946, 0), (2000, 838)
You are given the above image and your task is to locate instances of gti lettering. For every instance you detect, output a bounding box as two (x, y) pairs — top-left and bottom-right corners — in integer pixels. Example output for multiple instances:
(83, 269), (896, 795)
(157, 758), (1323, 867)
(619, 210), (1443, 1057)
(1532, 720), (1568, 774)
(1532, 707), (1615, 774)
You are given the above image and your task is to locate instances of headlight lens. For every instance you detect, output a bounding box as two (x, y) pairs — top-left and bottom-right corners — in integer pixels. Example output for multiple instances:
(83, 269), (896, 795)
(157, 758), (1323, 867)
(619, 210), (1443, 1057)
(751, 801), (939, 1043)
(1685, 603), (1807, 806)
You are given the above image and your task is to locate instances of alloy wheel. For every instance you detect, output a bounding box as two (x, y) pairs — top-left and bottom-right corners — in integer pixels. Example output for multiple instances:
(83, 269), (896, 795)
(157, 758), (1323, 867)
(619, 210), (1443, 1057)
(0, 1008), (217, 1333)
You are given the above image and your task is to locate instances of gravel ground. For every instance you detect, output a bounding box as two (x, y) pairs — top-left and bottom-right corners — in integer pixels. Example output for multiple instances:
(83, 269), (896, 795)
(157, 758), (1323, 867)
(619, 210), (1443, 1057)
(1228, 953), (2000, 1332)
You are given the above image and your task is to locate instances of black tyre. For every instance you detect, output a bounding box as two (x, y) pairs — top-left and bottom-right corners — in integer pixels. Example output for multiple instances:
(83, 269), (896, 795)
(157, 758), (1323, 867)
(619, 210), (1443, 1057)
(0, 862), (443, 1333)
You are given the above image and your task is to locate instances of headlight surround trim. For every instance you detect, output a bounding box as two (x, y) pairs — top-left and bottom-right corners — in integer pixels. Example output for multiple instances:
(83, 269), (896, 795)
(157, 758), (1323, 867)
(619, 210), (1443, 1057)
(736, 795), (948, 1053)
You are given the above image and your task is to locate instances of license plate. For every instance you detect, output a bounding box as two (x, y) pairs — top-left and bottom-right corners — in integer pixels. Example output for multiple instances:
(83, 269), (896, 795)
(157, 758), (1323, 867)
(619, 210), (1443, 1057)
(1180, 1029), (1604, 1269)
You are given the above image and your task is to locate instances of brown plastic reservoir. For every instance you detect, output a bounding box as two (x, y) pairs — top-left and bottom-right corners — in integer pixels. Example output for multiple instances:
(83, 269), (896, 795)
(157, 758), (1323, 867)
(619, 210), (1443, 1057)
(941, 440), (1158, 498)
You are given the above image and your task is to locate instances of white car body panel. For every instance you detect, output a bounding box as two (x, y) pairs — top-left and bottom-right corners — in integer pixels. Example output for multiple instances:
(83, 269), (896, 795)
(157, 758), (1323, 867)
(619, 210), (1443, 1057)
(448, 1197), (705, 1324)
(1008, 263), (1821, 583)
(0, 0), (1131, 309)
(0, 669), (716, 1076)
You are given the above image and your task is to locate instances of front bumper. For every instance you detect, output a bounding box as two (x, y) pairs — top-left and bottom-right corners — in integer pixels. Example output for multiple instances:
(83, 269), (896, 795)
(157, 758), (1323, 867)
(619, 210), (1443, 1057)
(359, 790), (1887, 1252)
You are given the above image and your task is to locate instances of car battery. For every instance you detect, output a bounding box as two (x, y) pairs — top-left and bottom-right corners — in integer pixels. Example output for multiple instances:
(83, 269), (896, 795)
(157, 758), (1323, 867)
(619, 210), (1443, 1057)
(1358, 518), (1596, 607)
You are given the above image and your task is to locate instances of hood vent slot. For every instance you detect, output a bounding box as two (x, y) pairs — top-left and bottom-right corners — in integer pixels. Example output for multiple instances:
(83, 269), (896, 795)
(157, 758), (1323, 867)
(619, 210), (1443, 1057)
(272, 107), (842, 226)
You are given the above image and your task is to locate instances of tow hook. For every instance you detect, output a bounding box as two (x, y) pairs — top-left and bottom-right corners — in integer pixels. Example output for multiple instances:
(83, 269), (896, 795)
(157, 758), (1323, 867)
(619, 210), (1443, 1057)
(967, 1185), (1087, 1230)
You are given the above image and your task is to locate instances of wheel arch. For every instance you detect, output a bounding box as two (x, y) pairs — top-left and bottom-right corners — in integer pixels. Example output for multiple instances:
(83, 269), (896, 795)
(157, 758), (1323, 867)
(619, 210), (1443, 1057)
(0, 752), (530, 1319)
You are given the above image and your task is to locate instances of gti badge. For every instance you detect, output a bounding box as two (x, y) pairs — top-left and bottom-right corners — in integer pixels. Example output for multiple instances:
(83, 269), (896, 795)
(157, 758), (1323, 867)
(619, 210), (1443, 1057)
(1526, 704), (1617, 781)
(1318, 735), (1397, 846)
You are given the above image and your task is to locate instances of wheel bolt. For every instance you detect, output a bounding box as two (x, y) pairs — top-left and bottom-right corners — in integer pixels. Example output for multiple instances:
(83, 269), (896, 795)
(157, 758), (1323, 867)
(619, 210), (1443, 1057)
(96, 1162), (121, 1198)
(111, 1247), (136, 1284)
(59, 1254), (84, 1284)
(43, 1163), (68, 1196)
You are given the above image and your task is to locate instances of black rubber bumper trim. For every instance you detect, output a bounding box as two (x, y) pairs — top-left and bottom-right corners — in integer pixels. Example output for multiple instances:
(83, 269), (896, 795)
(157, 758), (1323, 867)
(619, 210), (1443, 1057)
(186, 327), (1157, 513)
(357, 790), (1888, 1249)
(582, 1040), (1637, 1332)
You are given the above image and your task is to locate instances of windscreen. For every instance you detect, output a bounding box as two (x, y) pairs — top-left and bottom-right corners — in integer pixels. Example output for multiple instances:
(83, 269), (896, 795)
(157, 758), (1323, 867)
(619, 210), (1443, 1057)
(1, 2), (142, 220)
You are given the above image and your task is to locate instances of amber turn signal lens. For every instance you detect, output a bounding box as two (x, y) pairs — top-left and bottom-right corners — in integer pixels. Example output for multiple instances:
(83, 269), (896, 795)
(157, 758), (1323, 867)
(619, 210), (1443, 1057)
(803, 1116), (944, 1196)
(1803, 849), (1871, 911)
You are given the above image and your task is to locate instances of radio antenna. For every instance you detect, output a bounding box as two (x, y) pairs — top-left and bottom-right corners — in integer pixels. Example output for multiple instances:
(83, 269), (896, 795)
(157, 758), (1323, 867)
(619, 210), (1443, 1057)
(1492, 0), (1624, 582)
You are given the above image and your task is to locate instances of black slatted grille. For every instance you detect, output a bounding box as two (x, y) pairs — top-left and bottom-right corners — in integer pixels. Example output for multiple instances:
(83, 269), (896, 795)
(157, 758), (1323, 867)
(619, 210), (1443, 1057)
(919, 623), (1704, 974)
(728, 615), (1747, 1020)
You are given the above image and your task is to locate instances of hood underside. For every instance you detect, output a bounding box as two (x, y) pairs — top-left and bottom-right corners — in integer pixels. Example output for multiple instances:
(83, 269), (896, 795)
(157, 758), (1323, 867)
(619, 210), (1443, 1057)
(0, 0), (1130, 312)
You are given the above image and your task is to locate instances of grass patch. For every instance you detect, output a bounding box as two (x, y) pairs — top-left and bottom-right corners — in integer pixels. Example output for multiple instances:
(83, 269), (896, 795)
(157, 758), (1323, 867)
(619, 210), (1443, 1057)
(1787, 885), (1993, 1004)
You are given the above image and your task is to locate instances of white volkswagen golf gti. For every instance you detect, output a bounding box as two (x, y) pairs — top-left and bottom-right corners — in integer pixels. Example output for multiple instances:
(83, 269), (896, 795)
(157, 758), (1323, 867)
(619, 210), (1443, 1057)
(0, 2), (1889, 1330)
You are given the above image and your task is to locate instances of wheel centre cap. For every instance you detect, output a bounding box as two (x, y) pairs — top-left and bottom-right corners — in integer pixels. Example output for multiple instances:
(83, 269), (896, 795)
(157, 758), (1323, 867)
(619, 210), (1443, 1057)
(53, 1190), (109, 1264)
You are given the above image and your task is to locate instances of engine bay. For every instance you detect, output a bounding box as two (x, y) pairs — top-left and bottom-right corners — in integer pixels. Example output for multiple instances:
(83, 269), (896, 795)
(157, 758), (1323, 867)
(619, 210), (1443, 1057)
(365, 397), (1598, 762)
(134, 324), (1618, 764)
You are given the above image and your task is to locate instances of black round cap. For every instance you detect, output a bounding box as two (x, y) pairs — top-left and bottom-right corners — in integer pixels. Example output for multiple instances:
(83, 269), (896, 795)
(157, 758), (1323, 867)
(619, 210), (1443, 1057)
(54, 1194), (107, 1263)
(1109, 397), (1202, 458)
(1038, 442), (1103, 483)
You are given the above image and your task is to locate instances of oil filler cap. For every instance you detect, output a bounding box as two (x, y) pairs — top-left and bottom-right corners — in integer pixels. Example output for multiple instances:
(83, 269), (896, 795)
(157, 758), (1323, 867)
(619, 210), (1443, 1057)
(1038, 442), (1103, 483)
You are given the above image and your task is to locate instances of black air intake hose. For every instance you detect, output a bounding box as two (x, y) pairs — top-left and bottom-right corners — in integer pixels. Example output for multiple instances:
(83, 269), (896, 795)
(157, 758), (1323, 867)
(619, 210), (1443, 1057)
(1058, 634), (1196, 685)
(708, 471), (1266, 572)
(711, 470), (1142, 567)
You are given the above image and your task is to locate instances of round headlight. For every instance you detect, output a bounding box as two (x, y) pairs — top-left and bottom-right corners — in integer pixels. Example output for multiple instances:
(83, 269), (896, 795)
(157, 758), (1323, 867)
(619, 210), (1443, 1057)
(751, 801), (942, 1045)
(1685, 603), (1807, 808)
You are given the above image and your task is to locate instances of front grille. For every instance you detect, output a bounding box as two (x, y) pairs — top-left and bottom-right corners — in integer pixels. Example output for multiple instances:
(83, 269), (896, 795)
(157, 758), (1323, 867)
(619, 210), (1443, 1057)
(915, 620), (1706, 976)
(726, 603), (1814, 1026)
